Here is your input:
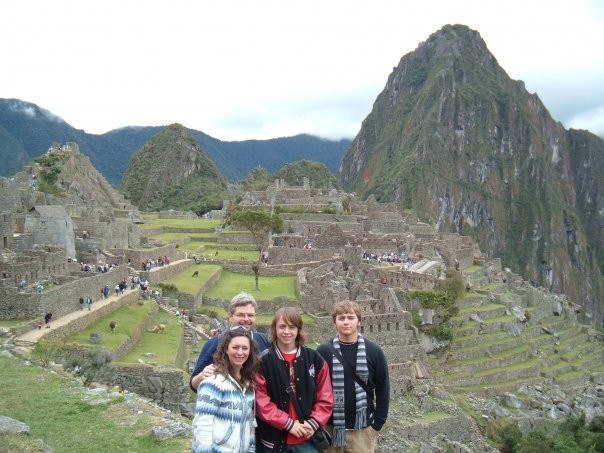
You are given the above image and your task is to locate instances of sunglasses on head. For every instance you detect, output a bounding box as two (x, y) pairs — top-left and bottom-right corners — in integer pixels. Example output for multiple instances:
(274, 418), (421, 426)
(229, 325), (251, 334)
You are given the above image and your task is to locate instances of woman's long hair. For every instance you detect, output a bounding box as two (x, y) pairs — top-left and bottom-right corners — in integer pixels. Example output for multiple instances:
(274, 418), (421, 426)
(213, 327), (259, 388)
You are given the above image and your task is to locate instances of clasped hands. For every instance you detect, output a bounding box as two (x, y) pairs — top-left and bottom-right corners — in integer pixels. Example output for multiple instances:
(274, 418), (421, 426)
(290, 420), (315, 438)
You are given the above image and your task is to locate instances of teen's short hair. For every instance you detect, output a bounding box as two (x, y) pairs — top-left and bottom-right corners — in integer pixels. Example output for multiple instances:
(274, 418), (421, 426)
(228, 291), (258, 314)
(331, 300), (362, 323)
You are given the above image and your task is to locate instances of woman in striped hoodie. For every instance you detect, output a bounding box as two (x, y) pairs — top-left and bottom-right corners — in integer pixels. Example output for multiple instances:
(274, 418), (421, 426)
(193, 326), (260, 453)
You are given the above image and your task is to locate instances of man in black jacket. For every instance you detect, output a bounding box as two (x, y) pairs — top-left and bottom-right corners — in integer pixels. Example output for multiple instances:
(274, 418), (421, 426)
(317, 300), (389, 453)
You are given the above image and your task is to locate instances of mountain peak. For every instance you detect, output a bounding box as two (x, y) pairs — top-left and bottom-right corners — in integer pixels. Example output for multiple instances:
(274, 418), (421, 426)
(338, 25), (604, 326)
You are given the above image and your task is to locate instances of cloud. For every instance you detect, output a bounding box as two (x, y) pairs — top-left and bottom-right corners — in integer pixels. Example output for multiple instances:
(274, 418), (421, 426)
(8, 100), (37, 118)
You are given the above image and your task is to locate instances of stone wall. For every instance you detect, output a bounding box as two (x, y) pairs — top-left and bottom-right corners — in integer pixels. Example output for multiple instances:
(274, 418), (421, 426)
(0, 266), (133, 321)
(115, 244), (182, 269)
(280, 213), (361, 223)
(218, 261), (297, 277)
(202, 295), (298, 317)
(268, 246), (338, 265)
(216, 231), (255, 244)
(369, 268), (436, 292)
(140, 259), (193, 283)
(0, 246), (68, 284)
(158, 210), (198, 219)
(362, 220), (407, 234)
(0, 211), (14, 251)
(101, 364), (190, 413)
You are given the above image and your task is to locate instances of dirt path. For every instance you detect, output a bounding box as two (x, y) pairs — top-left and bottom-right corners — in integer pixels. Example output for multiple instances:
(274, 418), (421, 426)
(17, 291), (129, 344)
(15, 259), (191, 345)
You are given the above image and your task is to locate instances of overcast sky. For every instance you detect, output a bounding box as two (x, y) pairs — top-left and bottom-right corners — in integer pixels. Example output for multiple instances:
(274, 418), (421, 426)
(1, 0), (603, 141)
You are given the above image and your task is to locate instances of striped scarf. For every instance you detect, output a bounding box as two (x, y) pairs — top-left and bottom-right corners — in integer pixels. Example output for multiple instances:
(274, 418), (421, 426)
(331, 335), (368, 447)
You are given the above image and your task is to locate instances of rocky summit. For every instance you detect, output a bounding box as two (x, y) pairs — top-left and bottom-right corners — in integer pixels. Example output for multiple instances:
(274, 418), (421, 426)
(339, 24), (604, 328)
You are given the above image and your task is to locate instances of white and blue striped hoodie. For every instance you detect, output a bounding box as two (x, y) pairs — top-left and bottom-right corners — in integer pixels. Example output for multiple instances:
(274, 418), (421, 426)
(192, 373), (256, 453)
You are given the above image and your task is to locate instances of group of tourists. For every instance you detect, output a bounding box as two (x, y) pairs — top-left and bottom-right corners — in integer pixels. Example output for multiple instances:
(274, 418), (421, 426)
(141, 256), (171, 271)
(189, 292), (390, 453)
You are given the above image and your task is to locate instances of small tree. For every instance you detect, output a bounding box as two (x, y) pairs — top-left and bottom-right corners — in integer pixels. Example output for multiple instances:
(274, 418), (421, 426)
(231, 209), (283, 289)
(342, 195), (352, 214)
(31, 341), (60, 367)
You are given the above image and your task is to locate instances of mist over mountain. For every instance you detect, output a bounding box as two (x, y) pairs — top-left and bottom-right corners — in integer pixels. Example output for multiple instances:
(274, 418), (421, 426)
(339, 24), (604, 326)
(0, 98), (351, 186)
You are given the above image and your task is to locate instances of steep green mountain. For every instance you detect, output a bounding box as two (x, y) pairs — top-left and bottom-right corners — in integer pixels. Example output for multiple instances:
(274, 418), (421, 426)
(120, 124), (228, 214)
(0, 99), (351, 185)
(339, 24), (604, 326)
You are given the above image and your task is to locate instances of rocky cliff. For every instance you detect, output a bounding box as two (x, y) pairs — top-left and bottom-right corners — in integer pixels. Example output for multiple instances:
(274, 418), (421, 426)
(338, 24), (604, 326)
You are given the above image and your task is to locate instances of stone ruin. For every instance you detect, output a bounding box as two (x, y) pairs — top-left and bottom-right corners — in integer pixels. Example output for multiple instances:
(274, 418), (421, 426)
(4, 155), (599, 451)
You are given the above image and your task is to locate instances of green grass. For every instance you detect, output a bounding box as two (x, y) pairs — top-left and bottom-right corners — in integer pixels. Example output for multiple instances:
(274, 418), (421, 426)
(204, 270), (298, 301)
(456, 302), (504, 315)
(453, 343), (529, 366)
(141, 218), (220, 229)
(62, 302), (157, 350)
(162, 264), (222, 295)
(176, 240), (210, 252)
(451, 331), (510, 351)
(0, 357), (190, 453)
(0, 319), (32, 328)
(149, 232), (217, 242)
(118, 314), (183, 365)
(464, 265), (482, 273)
(198, 248), (258, 261)
(397, 411), (452, 427)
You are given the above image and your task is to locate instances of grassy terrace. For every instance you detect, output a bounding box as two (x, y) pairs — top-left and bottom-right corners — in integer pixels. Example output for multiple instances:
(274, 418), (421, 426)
(61, 302), (157, 351)
(149, 232), (217, 242)
(197, 248), (258, 261)
(162, 264), (222, 295)
(204, 270), (298, 301)
(455, 302), (504, 316)
(395, 411), (453, 427)
(119, 314), (183, 365)
(444, 356), (539, 383)
(56, 301), (183, 366)
(140, 218), (220, 230)
(451, 342), (528, 365)
(451, 342), (530, 367)
(457, 375), (545, 393)
(450, 330), (510, 350)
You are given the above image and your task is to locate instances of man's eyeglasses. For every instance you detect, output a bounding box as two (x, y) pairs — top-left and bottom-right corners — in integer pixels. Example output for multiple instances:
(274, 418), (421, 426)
(233, 313), (256, 319)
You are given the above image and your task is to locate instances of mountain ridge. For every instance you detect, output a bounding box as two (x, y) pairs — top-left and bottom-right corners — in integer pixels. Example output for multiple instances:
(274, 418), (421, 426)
(0, 98), (351, 185)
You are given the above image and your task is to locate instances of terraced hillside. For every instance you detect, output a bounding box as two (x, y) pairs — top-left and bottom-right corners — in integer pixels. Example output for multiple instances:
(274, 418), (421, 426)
(429, 266), (604, 395)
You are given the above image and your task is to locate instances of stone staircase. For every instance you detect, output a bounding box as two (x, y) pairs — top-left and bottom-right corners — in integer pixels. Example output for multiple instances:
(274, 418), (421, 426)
(156, 298), (210, 343)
